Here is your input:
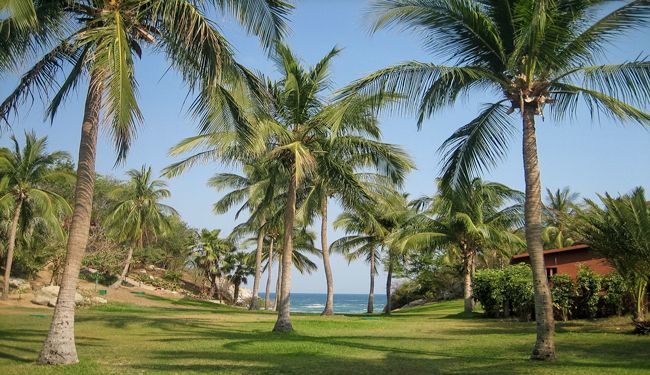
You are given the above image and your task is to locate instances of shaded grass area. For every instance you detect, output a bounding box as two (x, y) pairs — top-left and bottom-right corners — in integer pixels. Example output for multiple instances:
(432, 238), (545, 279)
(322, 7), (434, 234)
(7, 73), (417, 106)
(1, 298), (648, 374)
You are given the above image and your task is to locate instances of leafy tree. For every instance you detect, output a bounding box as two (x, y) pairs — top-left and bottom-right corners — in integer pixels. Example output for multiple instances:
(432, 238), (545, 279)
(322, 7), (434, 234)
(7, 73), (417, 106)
(1, 0), (291, 364)
(190, 229), (236, 299)
(0, 132), (71, 300)
(104, 166), (177, 288)
(578, 187), (650, 321)
(345, 0), (650, 359)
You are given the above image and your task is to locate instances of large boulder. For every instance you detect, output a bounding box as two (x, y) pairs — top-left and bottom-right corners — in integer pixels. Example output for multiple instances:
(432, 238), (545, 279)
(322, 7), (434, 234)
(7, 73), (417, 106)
(31, 286), (84, 307)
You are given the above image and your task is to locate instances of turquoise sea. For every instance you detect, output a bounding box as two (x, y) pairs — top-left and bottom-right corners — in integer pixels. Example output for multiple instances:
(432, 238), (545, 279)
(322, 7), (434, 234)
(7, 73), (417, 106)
(260, 293), (387, 314)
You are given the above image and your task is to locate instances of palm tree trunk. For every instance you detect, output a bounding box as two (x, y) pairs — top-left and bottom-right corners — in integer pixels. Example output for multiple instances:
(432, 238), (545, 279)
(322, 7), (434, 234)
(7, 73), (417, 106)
(384, 256), (393, 314)
(522, 107), (556, 361)
(273, 167), (297, 332)
(234, 281), (241, 304)
(265, 238), (274, 310)
(208, 273), (217, 298)
(2, 199), (23, 301)
(249, 219), (266, 310)
(111, 246), (135, 289)
(274, 254), (282, 311)
(39, 69), (103, 365)
(321, 195), (334, 316)
(367, 248), (375, 314)
(463, 245), (475, 313)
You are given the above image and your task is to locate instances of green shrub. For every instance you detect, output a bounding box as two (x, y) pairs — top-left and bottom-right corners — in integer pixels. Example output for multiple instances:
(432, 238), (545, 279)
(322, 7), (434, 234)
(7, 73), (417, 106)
(163, 270), (183, 283)
(503, 264), (534, 320)
(551, 274), (574, 321)
(473, 269), (505, 317)
(601, 272), (627, 316)
(574, 265), (602, 319)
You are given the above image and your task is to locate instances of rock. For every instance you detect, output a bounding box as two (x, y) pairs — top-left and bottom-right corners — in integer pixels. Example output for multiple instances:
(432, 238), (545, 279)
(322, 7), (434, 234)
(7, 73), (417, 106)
(91, 296), (107, 304)
(31, 286), (84, 307)
(138, 269), (148, 274)
(146, 265), (155, 271)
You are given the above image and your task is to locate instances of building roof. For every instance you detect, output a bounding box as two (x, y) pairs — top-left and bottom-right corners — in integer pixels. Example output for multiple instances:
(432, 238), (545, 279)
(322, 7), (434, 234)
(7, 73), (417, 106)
(510, 244), (590, 261)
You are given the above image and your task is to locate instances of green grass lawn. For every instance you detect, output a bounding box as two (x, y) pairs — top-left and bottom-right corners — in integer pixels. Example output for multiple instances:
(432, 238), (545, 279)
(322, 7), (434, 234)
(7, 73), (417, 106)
(1, 297), (648, 374)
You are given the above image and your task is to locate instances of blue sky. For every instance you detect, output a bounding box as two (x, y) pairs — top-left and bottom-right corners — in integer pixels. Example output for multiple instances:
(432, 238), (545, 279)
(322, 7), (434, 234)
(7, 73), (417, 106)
(2, 1), (650, 294)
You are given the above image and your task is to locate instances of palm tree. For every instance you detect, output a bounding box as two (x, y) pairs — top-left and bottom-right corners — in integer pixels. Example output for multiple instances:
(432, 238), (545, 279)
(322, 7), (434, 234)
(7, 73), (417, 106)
(104, 166), (177, 288)
(209, 162), (283, 310)
(299, 99), (414, 316)
(1, 0), (290, 364)
(578, 187), (650, 321)
(331, 211), (383, 314)
(0, 132), (72, 300)
(190, 228), (237, 299)
(224, 251), (254, 304)
(345, 0), (650, 359)
(542, 187), (580, 249)
(333, 188), (412, 314)
(402, 179), (524, 313)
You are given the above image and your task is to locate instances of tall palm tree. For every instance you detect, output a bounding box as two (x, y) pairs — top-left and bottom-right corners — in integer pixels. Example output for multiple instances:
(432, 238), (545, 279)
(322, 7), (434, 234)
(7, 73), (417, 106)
(104, 166), (177, 288)
(0, 132), (72, 300)
(299, 99), (414, 316)
(1, 0), (291, 364)
(403, 178), (524, 313)
(345, 0), (650, 359)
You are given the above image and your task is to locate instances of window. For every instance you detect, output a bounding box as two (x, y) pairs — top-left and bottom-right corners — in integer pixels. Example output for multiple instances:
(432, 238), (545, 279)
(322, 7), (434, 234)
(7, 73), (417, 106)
(546, 267), (558, 280)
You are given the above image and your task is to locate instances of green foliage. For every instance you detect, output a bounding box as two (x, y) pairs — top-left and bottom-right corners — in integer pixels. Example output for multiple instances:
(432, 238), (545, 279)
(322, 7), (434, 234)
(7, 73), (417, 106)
(390, 280), (423, 309)
(551, 274), (574, 321)
(503, 263), (534, 321)
(633, 320), (650, 335)
(574, 266), (602, 319)
(163, 270), (183, 283)
(473, 268), (505, 318)
(602, 272), (628, 317)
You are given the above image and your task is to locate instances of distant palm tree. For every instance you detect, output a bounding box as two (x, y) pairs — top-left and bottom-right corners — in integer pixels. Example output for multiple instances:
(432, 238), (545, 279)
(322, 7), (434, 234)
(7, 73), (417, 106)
(1, 0), (290, 364)
(190, 229), (236, 299)
(209, 162), (283, 310)
(542, 187), (580, 249)
(403, 179), (524, 313)
(224, 252), (254, 304)
(346, 0), (650, 359)
(104, 166), (177, 289)
(0, 132), (72, 300)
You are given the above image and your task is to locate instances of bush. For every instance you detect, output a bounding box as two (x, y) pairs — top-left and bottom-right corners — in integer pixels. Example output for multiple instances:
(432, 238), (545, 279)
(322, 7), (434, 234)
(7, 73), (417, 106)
(601, 272), (627, 316)
(503, 264), (535, 321)
(163, 270), (183, 283)
(574, 265), (602, 319)
(473, 269), (506, 318)
(390, 280), (424, 309)
(551, 274), (574, 321)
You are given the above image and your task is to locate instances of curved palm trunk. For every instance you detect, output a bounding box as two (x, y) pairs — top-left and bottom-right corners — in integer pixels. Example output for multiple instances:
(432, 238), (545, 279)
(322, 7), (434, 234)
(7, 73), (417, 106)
(273, 168), (297, 332)
(463, 245), (476, 313)
(249, 220), (266, 310)
(39, 70), (103, 365)
(2, 199), (23, 301)
(274, 255), (282, 311)
(321, 195), (334, 316)
(522, 107), (556, 361)
(384, 256), (393, 314)
(367, 249), (375, 314)
(265, 238), (274, 310)
(111, 234), (142, 289)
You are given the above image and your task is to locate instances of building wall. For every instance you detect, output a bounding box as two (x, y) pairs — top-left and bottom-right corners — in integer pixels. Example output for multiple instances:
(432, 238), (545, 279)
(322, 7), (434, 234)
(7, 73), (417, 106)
(512, 248), (615, 278)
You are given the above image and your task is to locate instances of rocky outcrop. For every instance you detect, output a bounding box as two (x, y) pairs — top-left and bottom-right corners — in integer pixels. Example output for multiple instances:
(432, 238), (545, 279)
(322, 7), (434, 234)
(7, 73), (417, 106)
(31, 286), (84, 307)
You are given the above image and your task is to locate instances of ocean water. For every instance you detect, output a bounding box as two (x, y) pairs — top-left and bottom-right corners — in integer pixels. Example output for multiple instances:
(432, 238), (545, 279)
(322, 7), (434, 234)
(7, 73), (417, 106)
(261, 293), (387, 314)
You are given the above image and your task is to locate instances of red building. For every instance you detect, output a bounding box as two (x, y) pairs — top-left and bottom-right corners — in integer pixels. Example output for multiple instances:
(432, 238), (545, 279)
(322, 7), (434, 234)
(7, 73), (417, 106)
(510, 244), (615, 279)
